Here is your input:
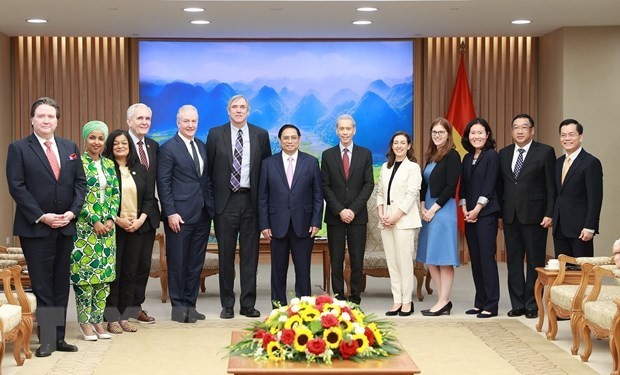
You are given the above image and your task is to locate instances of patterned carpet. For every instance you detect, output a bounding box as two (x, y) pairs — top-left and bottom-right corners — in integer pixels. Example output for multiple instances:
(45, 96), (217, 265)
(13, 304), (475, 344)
(7, 318), (596, 375)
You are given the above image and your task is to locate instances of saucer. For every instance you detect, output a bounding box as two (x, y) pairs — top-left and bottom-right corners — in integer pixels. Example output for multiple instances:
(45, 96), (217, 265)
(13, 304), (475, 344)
(544, 266), (560, 271)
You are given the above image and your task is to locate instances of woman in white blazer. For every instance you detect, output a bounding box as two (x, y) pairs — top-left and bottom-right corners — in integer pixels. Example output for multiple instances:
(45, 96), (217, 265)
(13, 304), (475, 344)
(376, 131), (422, 316)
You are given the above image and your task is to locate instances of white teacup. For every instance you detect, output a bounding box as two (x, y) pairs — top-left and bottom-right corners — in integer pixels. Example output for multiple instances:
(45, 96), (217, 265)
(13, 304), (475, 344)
(547, 259), (560, 269)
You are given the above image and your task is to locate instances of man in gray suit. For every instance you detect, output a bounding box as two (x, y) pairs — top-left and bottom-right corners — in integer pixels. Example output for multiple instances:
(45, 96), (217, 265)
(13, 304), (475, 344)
(206, 95), (271, 319)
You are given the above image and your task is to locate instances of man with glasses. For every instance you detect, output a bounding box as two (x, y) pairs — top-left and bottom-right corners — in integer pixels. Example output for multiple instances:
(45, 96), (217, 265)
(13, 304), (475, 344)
(552, 119), (603, 258)
(498, 113), (555, 319)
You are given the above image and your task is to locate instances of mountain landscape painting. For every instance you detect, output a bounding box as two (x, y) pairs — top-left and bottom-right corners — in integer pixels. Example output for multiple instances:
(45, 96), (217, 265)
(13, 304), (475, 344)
(139, 40), (414, 165)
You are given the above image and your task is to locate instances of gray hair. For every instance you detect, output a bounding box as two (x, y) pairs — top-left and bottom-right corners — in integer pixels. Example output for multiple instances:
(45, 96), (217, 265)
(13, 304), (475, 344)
(227, 95), (251, 111)
(127, 103), (152, 121)
(176, 105), (198, 122)
(336, 114), (356, 127)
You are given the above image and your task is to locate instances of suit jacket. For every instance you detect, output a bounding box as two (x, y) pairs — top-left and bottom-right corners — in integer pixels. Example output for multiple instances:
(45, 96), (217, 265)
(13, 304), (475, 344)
(6, 134), (86, 237)
(553, 149), (603, 236)
(421, 149), (461, 207)
(143, 136), (161, 230)
(206, 123), (271, 215)
(321, 144), (374, 226)
(157, 134), (214, 225)
(459, 149), (500, 217)
(376, 157), (422, 229)
(498, 141), (556, 224)
(115, 162), (158, 234)
(258, 151), (324, 239)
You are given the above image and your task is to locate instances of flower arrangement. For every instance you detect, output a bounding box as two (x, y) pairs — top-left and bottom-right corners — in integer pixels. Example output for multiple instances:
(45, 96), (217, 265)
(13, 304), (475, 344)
(229, 295), (401, 364)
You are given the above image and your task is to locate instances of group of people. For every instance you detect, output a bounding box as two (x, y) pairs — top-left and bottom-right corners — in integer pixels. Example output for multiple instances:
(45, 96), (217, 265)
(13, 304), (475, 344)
(6, 93), (603, 359)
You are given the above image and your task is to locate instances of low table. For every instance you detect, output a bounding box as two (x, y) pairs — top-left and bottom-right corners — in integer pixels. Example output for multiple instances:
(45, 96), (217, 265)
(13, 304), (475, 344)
(227, 331), (420, 374)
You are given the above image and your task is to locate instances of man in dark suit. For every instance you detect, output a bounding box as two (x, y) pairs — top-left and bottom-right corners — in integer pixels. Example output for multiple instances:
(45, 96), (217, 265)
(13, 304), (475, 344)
(6, 97), (86, 357)
(553, 119), (603, 257)
(259, 124), (324, 307)
(126, 103), (160, 324)
(498, 113), (556, 319)
(158, 105), (214, 323)
(206, 95), (271, 319)
(321, 114), (374, 304)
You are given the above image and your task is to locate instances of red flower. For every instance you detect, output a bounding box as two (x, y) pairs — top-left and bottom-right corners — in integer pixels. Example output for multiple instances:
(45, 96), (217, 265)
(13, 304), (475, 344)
(253, 328), (266, 339)
(262, 333), (276, 349)
(307, 338), (327, 355)
(321, 314), (339, 328)
(364, 327), (375, 346)
(315, 295), (333, 305)
(339, 339), (359, 359)
(280, 328), (295, 345)
(340, 306), (355, 321)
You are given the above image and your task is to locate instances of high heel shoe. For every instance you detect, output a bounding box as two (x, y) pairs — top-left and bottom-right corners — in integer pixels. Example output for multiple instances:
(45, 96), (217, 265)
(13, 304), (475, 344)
(398, 302), (414, 317)
(79, 324), (98, 341)
(421, 301), (452, 316)
(385, 305), (402, 316)
(92, 324), (112, 339)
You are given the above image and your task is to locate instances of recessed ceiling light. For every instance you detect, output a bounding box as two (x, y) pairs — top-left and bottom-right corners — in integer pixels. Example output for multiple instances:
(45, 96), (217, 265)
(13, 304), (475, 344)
(184, 7), (204, 13)
(511, 19), (531, 25)
(357, 7), (378, 12)
(191, 20), (210, 25)
(26, 19), (47, 24)
(353, 20), (372, 25)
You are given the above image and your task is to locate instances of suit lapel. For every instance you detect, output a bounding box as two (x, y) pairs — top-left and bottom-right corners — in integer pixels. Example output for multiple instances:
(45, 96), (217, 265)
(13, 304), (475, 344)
(175, 134), (200, 179)
(248, 125), (260, 175)
(274, 152), (289, 188)
(518, 142), (539, 178)
(224, 124), (234, 169)
(332, 146), (346, 181)
(502, 145), (515, 181)
(290, 152), (304, 190)
(562, 151), (584, 188)
(29, 135), (57, 180)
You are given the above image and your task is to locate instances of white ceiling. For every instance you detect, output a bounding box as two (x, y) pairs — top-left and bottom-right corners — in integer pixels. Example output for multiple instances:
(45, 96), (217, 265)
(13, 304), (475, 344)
(1, 0), (619, 39)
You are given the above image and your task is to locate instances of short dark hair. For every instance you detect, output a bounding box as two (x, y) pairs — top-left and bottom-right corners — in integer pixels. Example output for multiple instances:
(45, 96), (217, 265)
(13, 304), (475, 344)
(102, 129), (140, 168)
(278, 124), (301, 138)
(30, 97), (60, 119)
(559, 118), (583, 135)
(461, 117), (496, 153)
(511, 113), (535, 128)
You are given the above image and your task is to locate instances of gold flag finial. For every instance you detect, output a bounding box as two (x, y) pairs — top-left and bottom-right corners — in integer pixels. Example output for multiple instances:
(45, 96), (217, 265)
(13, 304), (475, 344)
(459, 40), (466, 54)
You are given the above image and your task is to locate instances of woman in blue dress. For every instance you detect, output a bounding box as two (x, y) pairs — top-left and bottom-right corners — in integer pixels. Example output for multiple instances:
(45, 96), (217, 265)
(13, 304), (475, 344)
(416, 117), (461, 316)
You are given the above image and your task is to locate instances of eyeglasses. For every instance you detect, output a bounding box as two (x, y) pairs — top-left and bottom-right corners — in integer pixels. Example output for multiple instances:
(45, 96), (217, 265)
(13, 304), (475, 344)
(431, 130), (447, 136)
(511, 125), (532, 132)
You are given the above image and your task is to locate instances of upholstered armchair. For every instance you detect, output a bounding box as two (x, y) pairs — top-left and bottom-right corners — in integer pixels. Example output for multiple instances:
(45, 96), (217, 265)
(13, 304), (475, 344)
(579, 264), (620, 374)
(0, 266), (29, 368)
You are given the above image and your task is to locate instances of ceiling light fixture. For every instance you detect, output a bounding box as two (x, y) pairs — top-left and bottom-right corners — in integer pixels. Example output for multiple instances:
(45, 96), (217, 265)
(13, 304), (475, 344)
(184, 7), (204, 13)
(511, 19), (531, 25)
(26, 19), (47, 24)
(357, 7), (378, 12)
(190, 20), (210, 25)
(353, 20), (372, 25)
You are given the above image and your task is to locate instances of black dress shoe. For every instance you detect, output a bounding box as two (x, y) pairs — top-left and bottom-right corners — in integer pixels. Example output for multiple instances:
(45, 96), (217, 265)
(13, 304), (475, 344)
(348, 296), (361, 305)
(35, 343), (55, 357)
(171, 312), (197, 323)
(56, 340), (78, 352)
(421, 301), (452, 316)
(220, 307), (234, 319)
(507, 308), (526, 317)
(525, 309), (538, 319)
(188, 308), (206, 320)
(385, 306), (402, 316)
(398, 302), (414, 317)
(466, 308), (481, 315)
(240, 307), (261, 318)
(476, 311), (498, 318)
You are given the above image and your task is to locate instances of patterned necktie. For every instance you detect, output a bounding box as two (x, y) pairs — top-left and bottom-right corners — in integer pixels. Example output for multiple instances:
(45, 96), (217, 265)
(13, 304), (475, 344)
(137, 140), (149, 170)
(287, 156), (294, 188)
(513, 148), (525, 178)
(343, 148), (350, 179)
(190, 140), (200, 175)
(561, 156), (572, 184)
(230, 129), (243, 191)
(44, 140), (61, 181)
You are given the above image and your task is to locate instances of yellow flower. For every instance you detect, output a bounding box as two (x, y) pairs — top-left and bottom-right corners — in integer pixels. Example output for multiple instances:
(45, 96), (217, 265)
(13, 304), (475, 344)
(351, 308), (365, 322)
(368, 322), (383, 346)
(300, 307), (320, 322)
(322, 303), (341, 316)
(352, 332), (369, 353)
(323, 327), (343, 349)
(340, 319), (353, 332)
(267, 341), (284, 361)
(293, 326), (313, 352)
(284, 315), (303, 329)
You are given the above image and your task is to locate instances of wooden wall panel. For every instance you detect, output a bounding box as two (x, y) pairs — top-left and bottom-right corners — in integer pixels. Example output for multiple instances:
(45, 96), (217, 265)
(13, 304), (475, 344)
(11, 36), (133, 145)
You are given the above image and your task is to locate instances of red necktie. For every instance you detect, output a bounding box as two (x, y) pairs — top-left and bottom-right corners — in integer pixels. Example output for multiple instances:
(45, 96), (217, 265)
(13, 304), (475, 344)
(343, 148), (350, 179)
(44, 140), (61, 181)
(137, 140), (149, 170)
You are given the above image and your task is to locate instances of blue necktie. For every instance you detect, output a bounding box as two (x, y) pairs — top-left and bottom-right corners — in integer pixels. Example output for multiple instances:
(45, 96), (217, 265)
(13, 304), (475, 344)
(514, 148), (525, 178)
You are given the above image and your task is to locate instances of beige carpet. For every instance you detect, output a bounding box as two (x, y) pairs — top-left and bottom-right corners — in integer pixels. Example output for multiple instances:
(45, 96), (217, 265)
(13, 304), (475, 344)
(8, 318), (596, 375)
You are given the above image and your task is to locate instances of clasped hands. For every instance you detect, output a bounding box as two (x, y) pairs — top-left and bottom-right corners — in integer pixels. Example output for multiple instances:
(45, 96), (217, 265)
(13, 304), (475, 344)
(93, 219), (115, 236)
(41, 211), (75, 228)
(261, 226), (320, 241)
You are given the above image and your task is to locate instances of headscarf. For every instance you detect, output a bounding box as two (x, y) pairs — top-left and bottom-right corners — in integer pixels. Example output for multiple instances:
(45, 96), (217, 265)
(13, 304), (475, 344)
(82, 120), (109, 140)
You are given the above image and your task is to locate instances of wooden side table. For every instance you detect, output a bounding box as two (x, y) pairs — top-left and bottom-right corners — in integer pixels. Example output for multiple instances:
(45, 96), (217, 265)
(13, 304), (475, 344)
(534, 267), (587, 332)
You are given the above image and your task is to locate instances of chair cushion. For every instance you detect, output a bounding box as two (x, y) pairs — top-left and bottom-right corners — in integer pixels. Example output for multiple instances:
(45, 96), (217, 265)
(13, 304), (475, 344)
(584, 300), (618, 330)
(575, 256), (612, 265)
(0, 292), (36, 311)
(549, 285), (588, 309)
(0, 304), (22, 331)
(363, 251), (387, 269)
(150, 239), (162, 274)
(0, 254), (25, 261)
(6, 247), (23, 255)
(204, 252), (218, 269)
(0, 260), (18, 268)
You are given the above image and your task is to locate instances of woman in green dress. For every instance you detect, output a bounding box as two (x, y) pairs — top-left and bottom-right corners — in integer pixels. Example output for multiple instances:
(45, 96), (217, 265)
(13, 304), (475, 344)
(71, 120), (119, 341)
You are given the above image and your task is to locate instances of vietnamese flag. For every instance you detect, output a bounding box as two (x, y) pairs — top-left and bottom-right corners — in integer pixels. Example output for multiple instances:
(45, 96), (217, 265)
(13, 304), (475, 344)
(446, 53), (476, 234)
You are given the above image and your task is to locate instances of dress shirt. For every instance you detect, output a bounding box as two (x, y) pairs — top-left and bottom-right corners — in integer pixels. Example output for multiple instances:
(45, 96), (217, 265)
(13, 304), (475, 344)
(339, 142), (354, 169)
(282, 151), (299, 177)
(177, 133), (204, 174)
(511, 140), (533, 172)
(34, 133), (61, 165)
(128, 130), (150, 167)
(230, 123), (251, 189)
